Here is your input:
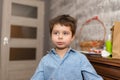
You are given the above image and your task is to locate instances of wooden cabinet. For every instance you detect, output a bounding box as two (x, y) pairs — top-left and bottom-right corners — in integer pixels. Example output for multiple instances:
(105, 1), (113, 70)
(86, 55), (120, 80)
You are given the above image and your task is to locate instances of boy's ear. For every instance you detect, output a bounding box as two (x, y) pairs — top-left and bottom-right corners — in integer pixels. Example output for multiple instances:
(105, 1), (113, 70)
(72, 35), (75, 41)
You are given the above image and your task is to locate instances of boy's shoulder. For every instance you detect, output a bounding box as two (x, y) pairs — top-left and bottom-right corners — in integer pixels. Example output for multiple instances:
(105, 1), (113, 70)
(70, 49), (87, 59)
(40, 51), (54, 61)
(42, 53), (50, 59)
(72, 49), (86, 56)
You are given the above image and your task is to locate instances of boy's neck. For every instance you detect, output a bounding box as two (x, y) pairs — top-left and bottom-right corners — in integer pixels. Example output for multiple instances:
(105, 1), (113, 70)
(55, 47), (69, 59)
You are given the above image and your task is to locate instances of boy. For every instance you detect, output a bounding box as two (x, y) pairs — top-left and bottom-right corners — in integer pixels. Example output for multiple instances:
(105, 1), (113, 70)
(31, 14), (103, 80)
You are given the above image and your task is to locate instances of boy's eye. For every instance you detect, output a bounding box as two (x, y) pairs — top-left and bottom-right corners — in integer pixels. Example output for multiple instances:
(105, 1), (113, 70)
(63, 32), (69, 35)
(53, 32), (59, 35)
(52, 31), (70, 36)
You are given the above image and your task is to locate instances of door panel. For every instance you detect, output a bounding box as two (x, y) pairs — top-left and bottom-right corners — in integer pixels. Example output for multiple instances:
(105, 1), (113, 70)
(1, 0), (44, 80)
(10, 25), (37, 39)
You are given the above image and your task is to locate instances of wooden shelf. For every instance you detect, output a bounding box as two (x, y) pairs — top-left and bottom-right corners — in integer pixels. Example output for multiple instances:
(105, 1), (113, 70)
(86, 54), (120, 80)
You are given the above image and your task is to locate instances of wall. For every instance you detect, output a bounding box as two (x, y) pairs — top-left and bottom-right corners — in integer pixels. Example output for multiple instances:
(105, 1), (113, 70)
(48, 0), (120, 50)
(0, 0), (3, 48)
(0, 0), (3, 78)
(43, 0), (51, 54)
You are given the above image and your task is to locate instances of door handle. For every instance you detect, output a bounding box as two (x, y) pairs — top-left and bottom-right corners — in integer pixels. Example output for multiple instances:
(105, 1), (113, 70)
(3, 37), (9, 45)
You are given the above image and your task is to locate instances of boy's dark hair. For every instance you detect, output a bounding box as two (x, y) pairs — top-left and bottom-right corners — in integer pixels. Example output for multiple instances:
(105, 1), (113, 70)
(49, 14), (77, 37)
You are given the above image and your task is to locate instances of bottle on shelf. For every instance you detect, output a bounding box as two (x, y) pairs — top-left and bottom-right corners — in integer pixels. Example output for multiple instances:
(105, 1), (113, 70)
(105, 33), (112, 57)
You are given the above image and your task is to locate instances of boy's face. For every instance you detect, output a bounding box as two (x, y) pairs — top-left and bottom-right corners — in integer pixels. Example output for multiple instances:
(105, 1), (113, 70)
(51, 24), (74, 49)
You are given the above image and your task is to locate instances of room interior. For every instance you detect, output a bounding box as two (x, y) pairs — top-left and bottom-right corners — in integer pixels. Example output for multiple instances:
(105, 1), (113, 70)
(0, 0), (120, 80)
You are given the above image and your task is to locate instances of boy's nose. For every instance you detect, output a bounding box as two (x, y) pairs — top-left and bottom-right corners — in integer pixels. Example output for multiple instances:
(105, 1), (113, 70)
(58, 33), (63, 39)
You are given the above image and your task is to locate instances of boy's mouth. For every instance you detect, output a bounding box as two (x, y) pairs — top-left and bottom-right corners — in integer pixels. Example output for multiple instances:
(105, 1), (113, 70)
(57, 42), (64, 45)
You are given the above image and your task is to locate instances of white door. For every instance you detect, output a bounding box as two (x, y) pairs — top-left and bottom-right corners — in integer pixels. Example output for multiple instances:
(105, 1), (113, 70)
(1, 0), (44, 80)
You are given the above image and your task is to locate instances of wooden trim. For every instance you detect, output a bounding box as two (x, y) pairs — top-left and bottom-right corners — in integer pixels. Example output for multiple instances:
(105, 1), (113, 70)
(86, 55), (120, 80)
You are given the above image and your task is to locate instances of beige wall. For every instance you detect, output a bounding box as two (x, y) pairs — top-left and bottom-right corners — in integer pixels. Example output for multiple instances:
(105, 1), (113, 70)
(0, 0), (3, 78)
(0, 0), (3, 45)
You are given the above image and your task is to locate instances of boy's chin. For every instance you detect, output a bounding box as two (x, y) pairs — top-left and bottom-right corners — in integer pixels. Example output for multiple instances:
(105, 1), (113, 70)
(56, 46), (69, 50)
